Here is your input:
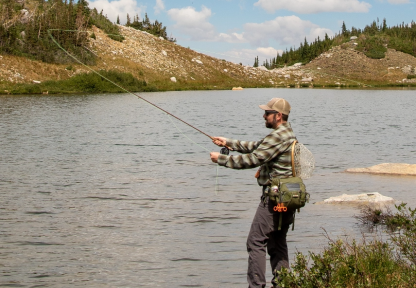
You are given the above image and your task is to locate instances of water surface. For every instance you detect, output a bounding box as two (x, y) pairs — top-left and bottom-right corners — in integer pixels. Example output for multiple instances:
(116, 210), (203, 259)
(1, 89), (416, 287)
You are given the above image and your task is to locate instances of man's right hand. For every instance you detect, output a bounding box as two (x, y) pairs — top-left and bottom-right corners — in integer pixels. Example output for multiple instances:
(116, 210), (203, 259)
(211, 137), (227, 147)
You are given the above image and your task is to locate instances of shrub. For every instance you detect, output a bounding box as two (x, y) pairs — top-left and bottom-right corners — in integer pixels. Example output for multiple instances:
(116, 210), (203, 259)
(356, 35), (388, 59)
(276, 204), (416, 287)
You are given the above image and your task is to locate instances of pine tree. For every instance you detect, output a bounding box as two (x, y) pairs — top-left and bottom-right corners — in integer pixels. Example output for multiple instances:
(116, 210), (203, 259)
(117, 15), (120, 24)
(126, 13), (131, 26)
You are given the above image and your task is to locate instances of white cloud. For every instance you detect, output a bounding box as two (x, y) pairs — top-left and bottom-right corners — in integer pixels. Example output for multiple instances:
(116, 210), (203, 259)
(167, 6), (217, 41)
(256, 47), (282, 58)
(221, 16), (334, 47)
(154, 0), (165, 14)
(254, 0), (371, 14)
(387, 0), (409, 3)
(88, 0), (144, 24)
(213, 47), (284, 66)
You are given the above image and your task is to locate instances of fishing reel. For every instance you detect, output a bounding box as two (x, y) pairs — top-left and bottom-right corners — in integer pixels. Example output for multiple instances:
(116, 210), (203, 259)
(220, 147), (230, 155)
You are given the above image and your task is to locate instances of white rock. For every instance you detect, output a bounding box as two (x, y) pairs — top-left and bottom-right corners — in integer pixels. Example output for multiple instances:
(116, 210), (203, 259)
(33, 80), (41, 84)
(345, 163), (416, 176)
(317, 67), (321, 70)
(162, 50), (167, 56)
(257, 66), (268, 71)
(192, 58), (203, 64)
(293, 63), (302, 67)
(301, 77), (313, 82)
(170, 77), (177, 83)
(284, 74), (290, 79)
(224, 69), (228, 72)
(350, 36), (358, 40)
(322, 192), (394, 204)
(353, 43), (358, 45)
(159, 37), (164, 40)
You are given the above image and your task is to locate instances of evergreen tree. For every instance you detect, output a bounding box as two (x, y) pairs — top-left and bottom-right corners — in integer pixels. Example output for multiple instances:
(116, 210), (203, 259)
(117, 15), (120, 24)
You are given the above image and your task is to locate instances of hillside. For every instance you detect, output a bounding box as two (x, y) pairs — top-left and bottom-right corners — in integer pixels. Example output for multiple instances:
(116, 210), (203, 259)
(1, 10), (416, 93)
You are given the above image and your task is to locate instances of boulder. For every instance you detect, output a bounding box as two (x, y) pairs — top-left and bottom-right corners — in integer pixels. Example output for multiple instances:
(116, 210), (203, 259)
(345, 163), (416, 176)
(257, 66), (268, 71)
(320, 192), (394, 204)
(232, 87), (243, 90)
(350, 36), (358, 40)
(301, 77), (313, 82)
(170, 77), (177, 83)
(293, 63), (302, 67)
(192, 58), (203, 64)
(161, 50), (167, 56)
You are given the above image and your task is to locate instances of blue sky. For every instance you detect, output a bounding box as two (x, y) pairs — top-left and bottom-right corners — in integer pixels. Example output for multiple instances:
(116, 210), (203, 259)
(88, 0), (416, 66)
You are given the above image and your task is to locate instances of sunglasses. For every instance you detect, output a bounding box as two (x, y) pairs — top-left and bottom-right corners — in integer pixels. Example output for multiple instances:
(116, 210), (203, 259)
(264, 110), (279, 116)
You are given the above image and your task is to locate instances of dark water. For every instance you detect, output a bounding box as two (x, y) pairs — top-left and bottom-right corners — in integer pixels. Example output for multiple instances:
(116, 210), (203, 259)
(1, 89), (416, 287)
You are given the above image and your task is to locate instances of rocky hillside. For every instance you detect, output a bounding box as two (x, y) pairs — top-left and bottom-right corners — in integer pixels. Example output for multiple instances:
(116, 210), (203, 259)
(1, 24), (416, 92)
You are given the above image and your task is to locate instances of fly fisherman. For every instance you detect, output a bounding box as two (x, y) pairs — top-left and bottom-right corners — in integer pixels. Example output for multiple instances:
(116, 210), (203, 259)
(210, 98), (296, 288)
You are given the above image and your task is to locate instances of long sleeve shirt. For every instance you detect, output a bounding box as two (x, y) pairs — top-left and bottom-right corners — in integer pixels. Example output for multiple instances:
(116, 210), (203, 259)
(217, 122), (296, 186)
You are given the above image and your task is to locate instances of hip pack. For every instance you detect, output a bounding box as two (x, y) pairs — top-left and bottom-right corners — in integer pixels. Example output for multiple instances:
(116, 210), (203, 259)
(265, 176), (309, 212)
(262, 141), (311, 230)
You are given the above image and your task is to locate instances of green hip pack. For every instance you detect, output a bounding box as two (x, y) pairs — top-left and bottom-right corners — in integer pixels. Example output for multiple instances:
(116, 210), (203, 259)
(263, 176), (309, 213)
(263, 176), (310, 231)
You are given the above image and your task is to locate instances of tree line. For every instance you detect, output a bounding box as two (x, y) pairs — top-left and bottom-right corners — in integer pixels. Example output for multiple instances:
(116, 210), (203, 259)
(255, 18), (416, 68)
(123, 13), (175, 42)
(0, 0), (174, 64)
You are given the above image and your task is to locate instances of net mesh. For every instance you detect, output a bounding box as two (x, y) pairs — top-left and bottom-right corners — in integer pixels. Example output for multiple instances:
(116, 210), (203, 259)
(293, 143), (315, 179)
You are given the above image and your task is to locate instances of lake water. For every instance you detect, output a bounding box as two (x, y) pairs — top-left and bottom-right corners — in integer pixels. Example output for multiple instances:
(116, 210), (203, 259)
(1, 88), (416, 287)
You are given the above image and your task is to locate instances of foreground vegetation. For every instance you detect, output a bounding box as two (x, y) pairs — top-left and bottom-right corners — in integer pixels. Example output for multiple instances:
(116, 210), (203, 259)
(276, 204), (416, 287)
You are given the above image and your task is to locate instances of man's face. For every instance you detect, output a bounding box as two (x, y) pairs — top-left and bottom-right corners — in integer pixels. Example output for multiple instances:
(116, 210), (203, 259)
(263, 110), (279, 128)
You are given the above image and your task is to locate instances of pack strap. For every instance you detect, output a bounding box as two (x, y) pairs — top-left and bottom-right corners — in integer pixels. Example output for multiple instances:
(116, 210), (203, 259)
(291, 140), (298, 177)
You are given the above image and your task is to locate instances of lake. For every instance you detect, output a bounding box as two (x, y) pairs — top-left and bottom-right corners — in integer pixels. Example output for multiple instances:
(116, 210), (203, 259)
(1, 88), (416, 287)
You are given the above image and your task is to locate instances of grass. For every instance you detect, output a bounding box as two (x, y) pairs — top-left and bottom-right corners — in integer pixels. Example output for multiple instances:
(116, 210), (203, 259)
(6, 70), (156, 94)
(275, 204), (416, 288)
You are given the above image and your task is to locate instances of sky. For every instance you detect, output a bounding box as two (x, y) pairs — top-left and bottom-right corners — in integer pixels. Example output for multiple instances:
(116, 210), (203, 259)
(87, 0), (416, 66)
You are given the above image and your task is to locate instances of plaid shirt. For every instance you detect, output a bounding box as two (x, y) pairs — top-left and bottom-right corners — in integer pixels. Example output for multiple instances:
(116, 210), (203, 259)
(217, 122), (297, 186)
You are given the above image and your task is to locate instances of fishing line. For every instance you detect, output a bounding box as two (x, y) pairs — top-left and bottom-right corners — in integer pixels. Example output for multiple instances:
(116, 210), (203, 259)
(48, 29), (227, 192)
(48, 29), (215, 141)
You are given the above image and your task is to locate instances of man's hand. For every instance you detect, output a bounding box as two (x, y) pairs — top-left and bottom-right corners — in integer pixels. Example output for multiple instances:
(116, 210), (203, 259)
(212, 136), (226, 147)
(212, 136), (232, 150)
(210, 152), (220, 163)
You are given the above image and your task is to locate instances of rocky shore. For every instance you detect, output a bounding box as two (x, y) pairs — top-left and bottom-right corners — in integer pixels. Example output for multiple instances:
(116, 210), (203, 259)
(1, 18), (416, 91)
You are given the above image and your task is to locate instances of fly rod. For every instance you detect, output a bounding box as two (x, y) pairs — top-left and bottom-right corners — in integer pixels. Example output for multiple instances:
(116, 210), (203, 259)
(48, 29), (214, 141)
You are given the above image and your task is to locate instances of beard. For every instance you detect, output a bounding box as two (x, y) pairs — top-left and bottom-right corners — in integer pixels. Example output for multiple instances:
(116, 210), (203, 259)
(265, 115), (277, 128)
(265, 121), (273, 128)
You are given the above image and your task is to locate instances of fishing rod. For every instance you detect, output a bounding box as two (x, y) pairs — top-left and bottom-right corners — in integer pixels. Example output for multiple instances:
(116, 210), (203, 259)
(47, 29), (217, 139)
(47, 29), (233, 154)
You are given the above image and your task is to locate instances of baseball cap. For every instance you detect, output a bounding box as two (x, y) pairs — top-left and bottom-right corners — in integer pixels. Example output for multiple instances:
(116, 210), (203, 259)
(259, 98), (291, 115)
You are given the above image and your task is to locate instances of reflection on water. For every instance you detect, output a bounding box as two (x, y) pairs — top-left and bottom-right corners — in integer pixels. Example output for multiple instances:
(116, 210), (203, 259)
(1, 89), (416, 287)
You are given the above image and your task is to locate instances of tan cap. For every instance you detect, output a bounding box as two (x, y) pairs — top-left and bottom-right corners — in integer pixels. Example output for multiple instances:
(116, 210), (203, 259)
(259, 98), (291, 115)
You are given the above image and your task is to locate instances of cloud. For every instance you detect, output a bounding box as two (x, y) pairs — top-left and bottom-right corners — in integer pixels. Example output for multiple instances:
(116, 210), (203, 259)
(154, 0), (165, 14)
(220, 15), (333, 47)
(167, 6), (217, 41)
(256, 47), (282, 58)
(387, 0), (409, 3)
(212, 47), (284, 66)
(88, 0), (144, 24)
(254, 0), (371, 13)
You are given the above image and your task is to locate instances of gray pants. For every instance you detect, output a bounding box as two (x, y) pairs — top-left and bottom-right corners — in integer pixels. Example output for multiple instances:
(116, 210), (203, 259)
(246, 198), (294, 288)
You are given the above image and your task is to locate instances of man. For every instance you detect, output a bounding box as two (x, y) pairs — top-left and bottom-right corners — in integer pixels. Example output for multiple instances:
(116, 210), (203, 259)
(210, 98), (297, 288)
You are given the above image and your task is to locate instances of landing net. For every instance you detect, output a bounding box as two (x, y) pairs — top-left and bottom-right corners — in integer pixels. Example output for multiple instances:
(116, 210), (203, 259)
(293, 142), (315, 179)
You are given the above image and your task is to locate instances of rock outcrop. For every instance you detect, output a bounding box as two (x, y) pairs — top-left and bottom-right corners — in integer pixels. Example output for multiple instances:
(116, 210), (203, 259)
(345, 163), (416, 176)
(319, 192), (394, 205)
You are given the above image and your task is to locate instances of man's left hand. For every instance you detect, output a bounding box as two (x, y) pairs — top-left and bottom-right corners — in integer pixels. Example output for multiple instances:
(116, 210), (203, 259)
(210, 152), (220, 163)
